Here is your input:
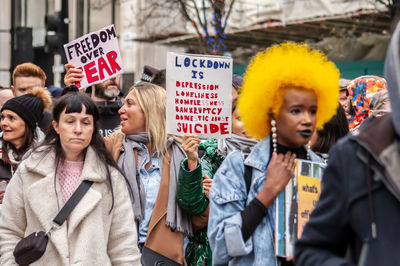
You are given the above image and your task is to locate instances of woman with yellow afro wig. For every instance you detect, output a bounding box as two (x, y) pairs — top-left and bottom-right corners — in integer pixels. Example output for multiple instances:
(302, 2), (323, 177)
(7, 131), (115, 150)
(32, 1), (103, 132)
(239, 42), (339, 139)
(208, 42), (340, 266)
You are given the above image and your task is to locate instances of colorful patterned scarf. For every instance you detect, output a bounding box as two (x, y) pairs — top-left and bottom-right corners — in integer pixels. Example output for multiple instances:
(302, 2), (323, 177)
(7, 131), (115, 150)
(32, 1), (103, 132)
(347, 75), (387, 131)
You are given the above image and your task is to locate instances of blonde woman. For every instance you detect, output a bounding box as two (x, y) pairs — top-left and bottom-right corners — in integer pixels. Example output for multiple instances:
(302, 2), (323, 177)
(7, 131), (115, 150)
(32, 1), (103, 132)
(106, 82), (207, 265)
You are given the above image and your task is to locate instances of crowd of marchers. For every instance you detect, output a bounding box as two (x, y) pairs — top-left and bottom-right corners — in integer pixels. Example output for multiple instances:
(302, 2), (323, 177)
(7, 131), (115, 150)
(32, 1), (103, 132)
(0, 24), (398, 266)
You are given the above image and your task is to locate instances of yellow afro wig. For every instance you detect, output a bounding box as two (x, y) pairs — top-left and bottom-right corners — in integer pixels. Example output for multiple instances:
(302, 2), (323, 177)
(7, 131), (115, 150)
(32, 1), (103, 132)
(238, 42), (340, 139)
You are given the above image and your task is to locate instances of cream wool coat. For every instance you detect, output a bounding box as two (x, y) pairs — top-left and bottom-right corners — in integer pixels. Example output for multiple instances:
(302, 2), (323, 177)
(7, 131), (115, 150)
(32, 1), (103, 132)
(0, 146), (140, 265)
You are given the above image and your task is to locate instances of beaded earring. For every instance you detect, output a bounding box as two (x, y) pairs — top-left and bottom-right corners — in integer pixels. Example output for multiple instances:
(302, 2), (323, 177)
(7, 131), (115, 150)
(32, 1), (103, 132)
(271, 119), (277, 153)
(306, 140), (311, 160)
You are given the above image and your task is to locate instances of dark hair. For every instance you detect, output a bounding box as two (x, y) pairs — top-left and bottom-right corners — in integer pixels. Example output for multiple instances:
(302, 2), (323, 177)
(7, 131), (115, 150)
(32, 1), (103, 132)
(232, 74), (243, 91)
(39, 93), (124, 211)
(61, 85), (79, 96)
(232, 98), (238, 114)
(2, 123), (35, 166)
(312, 104), (349, 154)
(151, 69), (166, 89)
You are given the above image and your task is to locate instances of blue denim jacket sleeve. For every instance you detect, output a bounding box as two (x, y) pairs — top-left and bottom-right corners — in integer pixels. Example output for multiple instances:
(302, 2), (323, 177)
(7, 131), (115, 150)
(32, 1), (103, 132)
(208, 150), (253, 265)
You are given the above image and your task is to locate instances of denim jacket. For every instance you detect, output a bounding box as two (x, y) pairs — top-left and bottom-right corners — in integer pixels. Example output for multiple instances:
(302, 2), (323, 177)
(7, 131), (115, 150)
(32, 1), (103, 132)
(208, 135), (323, 265)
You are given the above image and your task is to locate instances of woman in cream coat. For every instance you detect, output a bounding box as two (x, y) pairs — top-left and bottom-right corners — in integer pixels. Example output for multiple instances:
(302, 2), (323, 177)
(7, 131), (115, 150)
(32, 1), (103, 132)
(0, 93), (140, 265)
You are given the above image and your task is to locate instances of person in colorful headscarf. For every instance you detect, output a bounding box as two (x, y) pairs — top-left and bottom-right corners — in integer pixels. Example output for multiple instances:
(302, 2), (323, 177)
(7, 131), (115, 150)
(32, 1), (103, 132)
(207, 42), (340, 265)
(347, 75), (387, 133)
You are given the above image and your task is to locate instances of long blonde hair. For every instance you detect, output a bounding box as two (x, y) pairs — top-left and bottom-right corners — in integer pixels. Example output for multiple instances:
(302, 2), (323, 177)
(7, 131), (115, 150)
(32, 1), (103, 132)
(130, 82), (167, 156)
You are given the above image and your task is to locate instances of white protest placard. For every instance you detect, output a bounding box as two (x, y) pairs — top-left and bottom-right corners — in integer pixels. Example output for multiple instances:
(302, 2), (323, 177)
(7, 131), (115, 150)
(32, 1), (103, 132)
(166, 52), (232, 139)
(63, 24), (123, 88)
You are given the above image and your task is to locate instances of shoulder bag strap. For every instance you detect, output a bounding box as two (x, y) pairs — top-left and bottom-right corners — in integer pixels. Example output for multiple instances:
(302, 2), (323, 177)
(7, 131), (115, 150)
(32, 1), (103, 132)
(53, 180), (93, 226)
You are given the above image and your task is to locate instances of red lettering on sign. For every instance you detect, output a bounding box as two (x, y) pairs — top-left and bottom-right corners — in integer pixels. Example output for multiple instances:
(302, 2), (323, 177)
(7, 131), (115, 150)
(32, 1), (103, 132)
(220, 123), (229, 135)
(182, 123), (190, 133)
(176, 122), (230, 135)
(84, 61), (98, 84)
(106, 51), (121, 73)
(194, 124), (201, 133)
(210, 124), (219, 133)
(98, 57), (113, 80)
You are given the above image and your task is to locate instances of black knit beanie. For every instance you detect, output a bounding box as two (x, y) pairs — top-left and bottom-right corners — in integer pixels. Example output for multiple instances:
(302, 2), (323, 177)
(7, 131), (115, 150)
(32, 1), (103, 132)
(1, 94), (44, 130)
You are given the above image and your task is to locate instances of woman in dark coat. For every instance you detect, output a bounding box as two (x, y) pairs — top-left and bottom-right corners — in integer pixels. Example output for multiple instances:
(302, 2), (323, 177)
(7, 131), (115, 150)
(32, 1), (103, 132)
(295, 21), (400, 266)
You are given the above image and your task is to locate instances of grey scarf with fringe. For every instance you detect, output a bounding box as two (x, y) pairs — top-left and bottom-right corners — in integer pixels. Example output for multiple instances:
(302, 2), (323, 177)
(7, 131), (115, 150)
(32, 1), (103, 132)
(118, 133), (192, 236)
(217, 133), (258, 158)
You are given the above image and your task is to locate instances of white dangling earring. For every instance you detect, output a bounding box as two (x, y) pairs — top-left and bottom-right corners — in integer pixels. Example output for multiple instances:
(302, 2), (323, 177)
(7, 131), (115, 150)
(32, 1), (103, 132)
(271, 119), (277, 153)
(307, 140), (311, 160)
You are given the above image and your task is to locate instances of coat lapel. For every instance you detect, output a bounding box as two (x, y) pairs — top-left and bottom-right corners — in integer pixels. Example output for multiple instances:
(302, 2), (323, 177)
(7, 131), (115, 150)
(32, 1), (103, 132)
(25, 151), (69, 259)
(67, 186), (102, 235)
(67, 147), (106, 235)
(26, 170), (59, 231)
(25, 149), (59, 232)
(24, 146), (107, 256)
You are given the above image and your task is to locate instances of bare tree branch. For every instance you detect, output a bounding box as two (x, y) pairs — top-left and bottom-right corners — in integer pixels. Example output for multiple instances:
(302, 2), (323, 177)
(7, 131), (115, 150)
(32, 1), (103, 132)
(202, 0), (209, 35)
(136, 0), (236, 54)
(190, 0), (206, 31)
(176, 0), (207, 53)
(222, 0), (236, 32)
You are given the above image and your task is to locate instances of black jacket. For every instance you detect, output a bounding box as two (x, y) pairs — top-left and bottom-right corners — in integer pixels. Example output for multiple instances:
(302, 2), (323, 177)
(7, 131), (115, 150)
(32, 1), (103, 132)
(96, 99), (122, 137)
(0, 159), (12, 182)
(38, 111), (52, 133)
(295, 115), (400, 266)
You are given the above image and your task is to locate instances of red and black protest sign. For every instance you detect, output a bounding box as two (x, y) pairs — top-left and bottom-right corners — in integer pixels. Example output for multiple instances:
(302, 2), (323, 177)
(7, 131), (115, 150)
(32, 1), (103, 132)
(63, 24), (123, 88)
(166, 52), (232, 139)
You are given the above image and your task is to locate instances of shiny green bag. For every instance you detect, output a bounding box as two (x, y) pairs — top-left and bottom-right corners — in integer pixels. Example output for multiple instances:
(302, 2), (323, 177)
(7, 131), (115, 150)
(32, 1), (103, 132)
(185, 228), (212, 266)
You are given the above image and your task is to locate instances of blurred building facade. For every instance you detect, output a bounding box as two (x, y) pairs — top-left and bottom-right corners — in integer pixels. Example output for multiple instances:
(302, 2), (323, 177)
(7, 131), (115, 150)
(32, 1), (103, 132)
(0, 0), (393, 88)
(0, 0), (185, 90)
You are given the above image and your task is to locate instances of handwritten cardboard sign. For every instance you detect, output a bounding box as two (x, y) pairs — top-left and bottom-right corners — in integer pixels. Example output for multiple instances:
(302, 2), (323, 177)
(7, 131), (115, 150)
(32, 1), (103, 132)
(166, 52), (232, 139)
(63, 24), (123, 88)
(275, 159), (324, 258)
(297, 175), (321, 238)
